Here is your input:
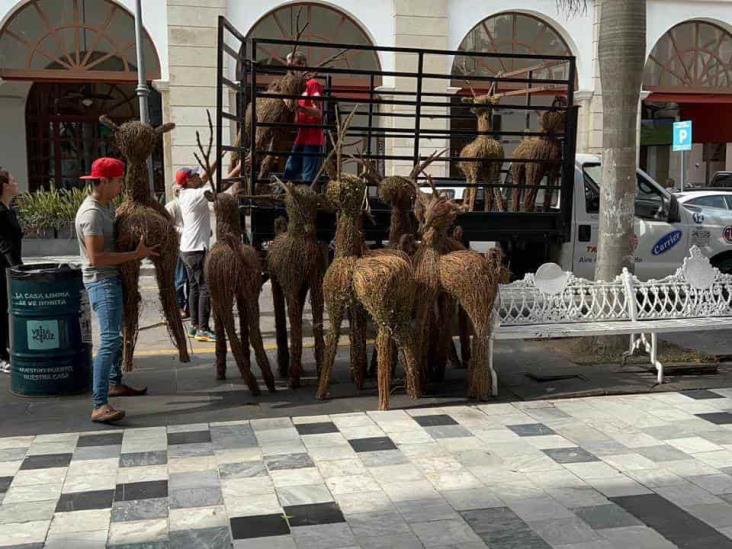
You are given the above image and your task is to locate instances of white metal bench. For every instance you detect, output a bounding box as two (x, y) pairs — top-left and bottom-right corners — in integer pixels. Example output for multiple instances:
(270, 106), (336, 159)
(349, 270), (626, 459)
(488, 246), (732, 395)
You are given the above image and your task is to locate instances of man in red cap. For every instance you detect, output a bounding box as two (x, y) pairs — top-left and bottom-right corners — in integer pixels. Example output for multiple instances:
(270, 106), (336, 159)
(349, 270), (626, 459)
(75, 157), (159, 423)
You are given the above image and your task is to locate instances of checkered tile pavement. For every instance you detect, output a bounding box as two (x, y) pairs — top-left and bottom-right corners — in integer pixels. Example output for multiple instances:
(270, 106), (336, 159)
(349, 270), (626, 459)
(1, 389), (732, 548)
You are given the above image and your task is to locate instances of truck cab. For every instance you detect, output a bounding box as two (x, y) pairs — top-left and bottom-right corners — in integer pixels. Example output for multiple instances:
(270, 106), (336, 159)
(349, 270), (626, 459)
(562, 154), (732, 279)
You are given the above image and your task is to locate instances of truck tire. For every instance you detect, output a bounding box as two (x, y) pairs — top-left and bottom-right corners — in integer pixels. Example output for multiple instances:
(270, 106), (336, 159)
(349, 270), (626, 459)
(711, 254), (732, 275)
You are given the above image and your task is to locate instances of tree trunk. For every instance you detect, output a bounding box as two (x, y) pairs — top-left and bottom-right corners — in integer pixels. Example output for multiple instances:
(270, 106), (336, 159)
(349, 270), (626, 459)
(594, 0), (646, 282)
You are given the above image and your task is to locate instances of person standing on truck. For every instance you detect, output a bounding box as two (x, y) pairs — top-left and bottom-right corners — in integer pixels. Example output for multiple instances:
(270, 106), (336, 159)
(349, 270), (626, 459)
(176, 167), (216, 343)
(76, 157), (157, 423)
(0, 169), (22, 375)
(283, 51), (325, 184)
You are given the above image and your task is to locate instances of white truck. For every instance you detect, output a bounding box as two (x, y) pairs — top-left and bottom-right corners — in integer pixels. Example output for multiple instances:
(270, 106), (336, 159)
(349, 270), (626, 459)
(560, 154), (732, 280)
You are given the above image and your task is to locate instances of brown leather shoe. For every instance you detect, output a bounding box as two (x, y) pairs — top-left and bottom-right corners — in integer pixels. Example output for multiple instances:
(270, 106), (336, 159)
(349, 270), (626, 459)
(91, 404), (125, 423)
(109, 384), (148, 397)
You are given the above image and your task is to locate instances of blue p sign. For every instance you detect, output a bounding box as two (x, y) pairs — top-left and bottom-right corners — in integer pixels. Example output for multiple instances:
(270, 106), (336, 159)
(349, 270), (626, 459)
(673, 121), (692, 151)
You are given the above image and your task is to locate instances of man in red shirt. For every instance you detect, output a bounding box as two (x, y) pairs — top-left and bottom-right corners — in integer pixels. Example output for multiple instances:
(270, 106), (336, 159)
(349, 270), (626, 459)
(284, 52), (325, 183)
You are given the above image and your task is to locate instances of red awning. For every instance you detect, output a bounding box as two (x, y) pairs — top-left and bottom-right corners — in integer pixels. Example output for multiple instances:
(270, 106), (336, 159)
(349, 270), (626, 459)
(646, 93), (732, 104)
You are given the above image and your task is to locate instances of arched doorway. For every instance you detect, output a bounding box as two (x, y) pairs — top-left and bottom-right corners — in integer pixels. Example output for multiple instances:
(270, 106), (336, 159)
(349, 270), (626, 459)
(244, 2), (381, 88)
(242, 3), (382, 173)
(450, 12), (574, 177)
(0, 0), (164, 192)
(641, 20), (732, 186)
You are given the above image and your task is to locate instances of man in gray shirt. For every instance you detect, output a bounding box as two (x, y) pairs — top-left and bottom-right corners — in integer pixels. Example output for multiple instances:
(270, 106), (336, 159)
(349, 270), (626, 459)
(75, 157), (158, 423)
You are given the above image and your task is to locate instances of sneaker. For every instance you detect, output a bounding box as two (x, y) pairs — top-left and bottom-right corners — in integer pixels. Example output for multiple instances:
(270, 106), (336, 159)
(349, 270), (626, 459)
(195, 329), (217, 343)
(91, 404), (125, 423)
(0, 360), (10, 374)
(187, 326), (198, 339)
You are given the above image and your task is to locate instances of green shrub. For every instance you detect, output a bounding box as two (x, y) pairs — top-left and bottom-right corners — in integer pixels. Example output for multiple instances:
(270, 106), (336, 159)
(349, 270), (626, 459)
(16, 186), (90, 237)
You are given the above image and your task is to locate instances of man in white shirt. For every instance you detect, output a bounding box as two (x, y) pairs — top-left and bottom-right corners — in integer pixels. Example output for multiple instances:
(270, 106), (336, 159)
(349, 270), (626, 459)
(176, 167), (215, 342)
(165, 185), (188, 319)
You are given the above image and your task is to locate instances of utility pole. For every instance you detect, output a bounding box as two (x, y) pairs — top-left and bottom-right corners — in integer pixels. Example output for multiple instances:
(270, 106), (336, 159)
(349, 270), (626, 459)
(134, 0), (155, 195)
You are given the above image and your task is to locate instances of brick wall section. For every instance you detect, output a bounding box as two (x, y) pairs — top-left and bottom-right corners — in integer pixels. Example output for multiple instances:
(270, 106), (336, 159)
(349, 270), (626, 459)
(390, 0), (450, 178)
(165, 0), (228, 189)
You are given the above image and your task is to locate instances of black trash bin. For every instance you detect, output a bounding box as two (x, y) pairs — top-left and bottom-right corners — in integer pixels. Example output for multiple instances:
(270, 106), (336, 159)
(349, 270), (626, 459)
(8, 263), (92, 396)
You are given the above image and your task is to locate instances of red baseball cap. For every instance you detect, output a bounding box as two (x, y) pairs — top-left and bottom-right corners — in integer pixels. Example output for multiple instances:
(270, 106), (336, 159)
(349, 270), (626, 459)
(175, 167), (200, 187)
(80, 157), (125, 180)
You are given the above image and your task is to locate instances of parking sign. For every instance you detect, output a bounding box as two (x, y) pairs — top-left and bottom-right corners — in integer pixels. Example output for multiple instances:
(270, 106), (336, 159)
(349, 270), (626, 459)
(673, 121), (692, 151)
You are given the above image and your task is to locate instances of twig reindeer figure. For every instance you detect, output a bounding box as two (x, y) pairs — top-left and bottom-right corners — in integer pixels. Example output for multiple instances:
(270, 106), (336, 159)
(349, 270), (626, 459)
(194, 112), (276, 394)
(459, 79), (506, 212)
(411, 174), (503, 399)
(315, 109), (421, 410)
(511, 96), (567, 212)
(99, 115), (189, 370)
(230, 9), (347, 190)
(267, 178), (328, 388)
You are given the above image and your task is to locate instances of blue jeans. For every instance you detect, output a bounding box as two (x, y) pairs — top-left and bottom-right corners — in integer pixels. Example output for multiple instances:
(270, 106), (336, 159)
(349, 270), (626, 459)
(175, 256), (188, 310)
(284, 144), (322, 183)
(85, 276), (123, 407)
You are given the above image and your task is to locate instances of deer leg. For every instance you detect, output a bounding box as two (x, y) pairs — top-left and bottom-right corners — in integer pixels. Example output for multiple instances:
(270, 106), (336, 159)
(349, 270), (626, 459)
(257, 137), (277, 185)
(151, 254), (190, 364)
(285, 290), (304, 389)
(467, 329), (491, 401)
(119, 261), (142, 372)
(511, 165), (524, 212)
(214, 310), (227, 380)
(490, 163), (505, 212)
(393, 326), (421, 399)
(349, 304), (368, 390)
(524, 164), (545, 213)
(235, 293), (252, 374)
(243, 295), (276, 393)
(219, 302), (259, 395)
(309, 274), (325, 377)
(375, 329), (393, 411)
(316, 296), (346, 400)
(271, 276), (289, 378)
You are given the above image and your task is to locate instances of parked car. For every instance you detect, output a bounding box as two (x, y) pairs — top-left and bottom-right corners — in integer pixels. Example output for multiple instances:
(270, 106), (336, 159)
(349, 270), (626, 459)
(710, 171), (732, 188)
(675, 190), (732, 212)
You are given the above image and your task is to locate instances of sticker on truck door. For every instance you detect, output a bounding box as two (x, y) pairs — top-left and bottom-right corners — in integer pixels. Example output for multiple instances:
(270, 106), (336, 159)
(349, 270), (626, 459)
(651, 230), (683, 255)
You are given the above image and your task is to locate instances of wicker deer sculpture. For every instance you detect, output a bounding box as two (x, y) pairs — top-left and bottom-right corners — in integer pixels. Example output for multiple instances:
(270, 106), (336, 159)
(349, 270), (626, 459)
(315, 110), (421, 410)
(411, 175), (503, 399)
(511, 96), (567, 212)
(267, 179), (328, 388)
(459, 80), (506, 212)
(195, 112), (276, 395)
(99, 115), (189, 371)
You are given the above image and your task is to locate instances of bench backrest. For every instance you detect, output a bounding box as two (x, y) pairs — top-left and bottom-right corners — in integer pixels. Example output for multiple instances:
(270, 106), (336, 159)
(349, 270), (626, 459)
(498, 263), (631, 326)
(627, 246), (732, 321)
(497, 246), (732, 326)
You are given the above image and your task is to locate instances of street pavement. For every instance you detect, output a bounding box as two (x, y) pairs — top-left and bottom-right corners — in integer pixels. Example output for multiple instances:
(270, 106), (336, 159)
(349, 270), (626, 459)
(2, 271), (732, 547)
(0, 390), (731, 547)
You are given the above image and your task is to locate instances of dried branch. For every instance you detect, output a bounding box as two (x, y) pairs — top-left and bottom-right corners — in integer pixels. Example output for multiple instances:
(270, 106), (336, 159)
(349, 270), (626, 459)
(194, 109), (216, 195)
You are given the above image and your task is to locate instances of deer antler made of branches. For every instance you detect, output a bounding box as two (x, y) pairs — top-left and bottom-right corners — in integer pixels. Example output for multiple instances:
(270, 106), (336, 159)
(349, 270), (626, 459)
(194, 110), (217, 195)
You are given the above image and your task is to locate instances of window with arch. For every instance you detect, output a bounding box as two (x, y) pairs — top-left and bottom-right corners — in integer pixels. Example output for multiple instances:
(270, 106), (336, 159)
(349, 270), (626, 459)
(452, 12), (574, 85)
(244, 2), (381, 87)
(644, 20), (732, 92)
(0, 0), (160, 82)
(449, 12), (573, 179)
